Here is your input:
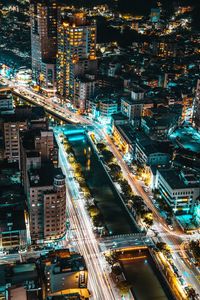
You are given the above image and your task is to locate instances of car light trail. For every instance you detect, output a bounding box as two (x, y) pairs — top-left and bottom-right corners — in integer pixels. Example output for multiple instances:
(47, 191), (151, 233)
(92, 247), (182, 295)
(54, 128), (118, 300)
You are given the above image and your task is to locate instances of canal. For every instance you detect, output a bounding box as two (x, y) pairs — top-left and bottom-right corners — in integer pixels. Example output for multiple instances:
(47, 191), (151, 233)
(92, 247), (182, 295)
(66, 131), (138, 235)
(119, 249), (174, 300)
(14, 95), (138, 235)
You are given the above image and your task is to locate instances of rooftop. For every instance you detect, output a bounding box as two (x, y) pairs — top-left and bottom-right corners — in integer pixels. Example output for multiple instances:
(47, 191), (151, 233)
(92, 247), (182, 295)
(0, 209), (26, 232)
(0, 162), (21, 187)
(158, 168), (200, 189)
(169, 126), (200, 154)
(2, 263), (39, 287)
(41, 250), (88, 296)
(112, 112), (129, 121)
(2, 106), (46, 123)
(136, 132), (172, 156)
(121, 96), (166, 106)
(115, 124), (136, 143)
(28, 163), (64, 187)
(22, 128), (53, 151)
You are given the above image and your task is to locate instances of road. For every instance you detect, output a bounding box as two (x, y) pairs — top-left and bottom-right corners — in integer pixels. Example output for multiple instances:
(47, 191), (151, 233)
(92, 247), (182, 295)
(0, 77), (127, 299)
(103, 132), (200, 293)
(0, 249), (50, 264)
(54, 127), (121, 300)
(1, 76), (199, 295)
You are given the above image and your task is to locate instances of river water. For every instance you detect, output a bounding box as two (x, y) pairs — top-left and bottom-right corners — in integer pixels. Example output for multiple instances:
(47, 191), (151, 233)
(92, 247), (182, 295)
(120, 250), (174, 300)
(68, 132), (138, 235)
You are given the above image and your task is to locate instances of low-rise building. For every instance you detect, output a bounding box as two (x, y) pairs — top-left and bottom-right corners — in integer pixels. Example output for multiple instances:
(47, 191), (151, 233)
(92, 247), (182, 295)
(99, 99), (118, 118)
(121, 97), (143, 127)
(113, 123), (135, 154)
(111, 112), (129, 127)
(0, 263), (41, 300)
(89, 97), (120, 122)
(155, 168), (200, 214)
(40, 249), (89, 300)
(135, 133), (172, 167)
(0, 162), (29, 251)
(141, 105), (182, 140)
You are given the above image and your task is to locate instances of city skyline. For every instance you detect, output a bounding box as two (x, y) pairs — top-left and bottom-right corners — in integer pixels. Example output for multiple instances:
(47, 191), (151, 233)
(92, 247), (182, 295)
(0, 0), (199, 300)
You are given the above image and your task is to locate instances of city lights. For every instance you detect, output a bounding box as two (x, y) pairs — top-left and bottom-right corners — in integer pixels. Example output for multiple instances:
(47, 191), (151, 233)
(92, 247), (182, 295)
(0, 0), (200, 299)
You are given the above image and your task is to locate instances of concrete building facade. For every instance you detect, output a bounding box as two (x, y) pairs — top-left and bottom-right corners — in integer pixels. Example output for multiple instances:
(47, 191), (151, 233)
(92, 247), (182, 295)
(193, 79), (200, 130)
(155, 168), (200, 214)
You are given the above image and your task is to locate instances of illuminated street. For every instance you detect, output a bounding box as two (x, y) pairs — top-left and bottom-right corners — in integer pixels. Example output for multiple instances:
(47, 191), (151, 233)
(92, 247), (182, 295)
(1, 2), (200, 299)
(103, 132), (200, 293)
(1, 74), (199, 295)
(54, 127), (121, 300)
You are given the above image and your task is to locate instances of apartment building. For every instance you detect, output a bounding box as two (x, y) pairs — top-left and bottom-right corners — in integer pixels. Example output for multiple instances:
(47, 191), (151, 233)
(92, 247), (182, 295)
(29, 167), (66, 242)
(57, 12), (97, 105)
(20, 128), (65, 243)
(3, 115), (28, 163)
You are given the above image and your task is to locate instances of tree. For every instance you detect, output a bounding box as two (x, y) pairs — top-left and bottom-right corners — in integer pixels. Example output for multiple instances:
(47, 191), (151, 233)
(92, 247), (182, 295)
(105, 250), (119, 266)
(88, 205), (100, 218)
(143, 215), (154, 227)
(78, 178), (87, 189)
(82, 186), (91, 199)
(93, 214), (103, 227)
(120, 179), (133, 197)
(117, 280), (132, 295)
(102, 149), (115, 164)
(187, 287), (198, 300)
(96, 142), (107, 152)
(156, 242), (171, 255)
(112, 265), (122, 276)
(129, 195), (145, 215)
(68, 155), (75, 164)
(136, 165), (145, 177)
(189, 240), (200, 263)
(109, 163), (122, 179)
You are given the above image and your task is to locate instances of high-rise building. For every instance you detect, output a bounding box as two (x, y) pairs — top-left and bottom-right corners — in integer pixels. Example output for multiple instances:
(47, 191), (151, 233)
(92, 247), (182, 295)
(192, 79), (200, 130)
(1, 106), (47, 163)
(3, 115), (28, 163)
(74, 74), (96, 112)
(20, 129), (58, 194)
(28, 169), (66, 243)
(57, 12), (97, 108)
(30, 0), (59, 92)
(20, 128), (65, 243)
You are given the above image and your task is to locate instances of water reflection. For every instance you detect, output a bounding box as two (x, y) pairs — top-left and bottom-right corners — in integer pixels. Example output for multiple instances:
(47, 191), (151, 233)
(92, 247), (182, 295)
(120, 251), (172, 300)
(69, 134), (138, 235)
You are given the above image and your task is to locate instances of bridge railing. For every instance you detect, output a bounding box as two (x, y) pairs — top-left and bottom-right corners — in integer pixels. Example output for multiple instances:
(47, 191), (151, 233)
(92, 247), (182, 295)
(102, 232), (146, 242)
